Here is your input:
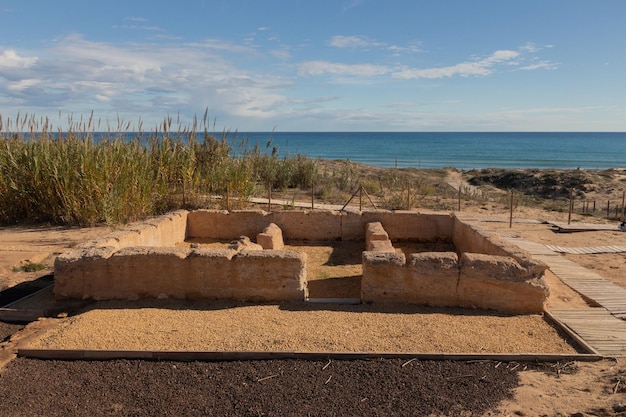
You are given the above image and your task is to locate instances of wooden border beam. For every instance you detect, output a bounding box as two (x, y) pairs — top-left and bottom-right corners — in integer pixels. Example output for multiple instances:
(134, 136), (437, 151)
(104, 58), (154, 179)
(17, 348), (603, 363)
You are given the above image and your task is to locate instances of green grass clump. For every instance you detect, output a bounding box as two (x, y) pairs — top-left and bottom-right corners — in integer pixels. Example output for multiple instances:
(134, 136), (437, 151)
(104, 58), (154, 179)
(13, 262), (47, 273)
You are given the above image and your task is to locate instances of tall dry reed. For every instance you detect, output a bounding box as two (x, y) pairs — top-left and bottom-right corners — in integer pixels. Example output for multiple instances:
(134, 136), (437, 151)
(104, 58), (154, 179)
(0, 112), (318, 226)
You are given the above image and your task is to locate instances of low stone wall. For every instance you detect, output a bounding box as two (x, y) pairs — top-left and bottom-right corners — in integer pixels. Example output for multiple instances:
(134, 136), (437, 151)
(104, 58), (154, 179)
(54, 210), (307, 302)
(452, 215), (546, 277)
(361, 221), (549, 314)
(186, 209), (455, 242)
(73, 210), (189, 251)
(56, 246), (307, 301)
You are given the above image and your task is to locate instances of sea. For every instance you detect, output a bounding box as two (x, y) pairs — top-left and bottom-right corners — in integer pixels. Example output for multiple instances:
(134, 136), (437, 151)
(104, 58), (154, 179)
(226, 132), (626, 170)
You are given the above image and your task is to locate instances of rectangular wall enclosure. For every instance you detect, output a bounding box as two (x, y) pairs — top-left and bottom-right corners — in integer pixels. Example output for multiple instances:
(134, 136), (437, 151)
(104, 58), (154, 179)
(55, 209), (549, 313)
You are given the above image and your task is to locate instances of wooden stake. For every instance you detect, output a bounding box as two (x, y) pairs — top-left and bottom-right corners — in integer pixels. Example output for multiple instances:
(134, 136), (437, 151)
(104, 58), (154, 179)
(621, 191), (625, 221)
(607, 200), (610, 219)
(407, 182), (411, 210)
(311, 181), (315, 210)
(509, 190), (513, 228)
(359, 185), (363, 212)
(268, 182), (272, 212)
(567, 188), (573, 224)
(226, 184), (230, 211)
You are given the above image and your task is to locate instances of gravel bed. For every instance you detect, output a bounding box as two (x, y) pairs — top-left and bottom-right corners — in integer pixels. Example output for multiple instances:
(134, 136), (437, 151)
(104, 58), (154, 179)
(27, 300), (579, 354)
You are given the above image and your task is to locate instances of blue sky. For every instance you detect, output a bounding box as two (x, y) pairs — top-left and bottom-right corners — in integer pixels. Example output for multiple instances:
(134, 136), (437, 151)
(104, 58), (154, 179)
(1, 0), (625, 131)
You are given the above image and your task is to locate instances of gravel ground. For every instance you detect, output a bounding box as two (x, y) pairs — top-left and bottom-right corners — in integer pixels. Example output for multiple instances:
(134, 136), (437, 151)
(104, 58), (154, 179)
(27, 300), (579, 354)
(0, 357), (520, 417)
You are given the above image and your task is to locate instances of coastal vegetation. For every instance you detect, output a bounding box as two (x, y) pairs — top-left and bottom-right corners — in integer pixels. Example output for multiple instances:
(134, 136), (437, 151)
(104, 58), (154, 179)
(2, 112), (624, 227)
(0, 113), (444, 226)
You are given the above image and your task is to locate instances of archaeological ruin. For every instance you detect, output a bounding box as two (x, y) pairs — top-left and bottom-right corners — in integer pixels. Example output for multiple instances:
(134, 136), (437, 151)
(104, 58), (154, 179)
(54, 209), (549, 314)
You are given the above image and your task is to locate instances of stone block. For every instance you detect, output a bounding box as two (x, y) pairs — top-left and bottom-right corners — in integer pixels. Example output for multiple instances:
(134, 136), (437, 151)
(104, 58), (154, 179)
(458, 252), (548, 314)
(361, 251), (407, 302)
(257, 223), (284, 250)
(231, 250), (307, 301)
(368, 240), (395, 252)
(405, 252), (460, 307)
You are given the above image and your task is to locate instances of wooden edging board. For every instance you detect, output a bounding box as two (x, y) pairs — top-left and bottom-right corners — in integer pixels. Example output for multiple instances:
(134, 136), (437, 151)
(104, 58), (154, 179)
(544, 310), (601, 356)
(17, 349), (603, 363)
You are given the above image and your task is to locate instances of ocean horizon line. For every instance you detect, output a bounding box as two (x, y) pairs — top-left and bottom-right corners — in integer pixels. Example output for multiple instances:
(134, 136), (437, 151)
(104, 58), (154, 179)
(15, 131), (626, 170)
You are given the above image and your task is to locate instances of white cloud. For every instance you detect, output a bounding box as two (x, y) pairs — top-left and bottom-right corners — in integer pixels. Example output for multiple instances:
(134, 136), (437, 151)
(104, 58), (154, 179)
(393, 49), (520, 79)
(329, 35), (423, 55)
(0, 34), (292, 125)
(298, 60), (389, 77)
(7, 78), (40, 91)
(0, 31), (565, 131)
(0, 49), (38, 68)
(520, 61), (558, 71)
(271, 49), (291, 60)
(329, 35), (377, 48)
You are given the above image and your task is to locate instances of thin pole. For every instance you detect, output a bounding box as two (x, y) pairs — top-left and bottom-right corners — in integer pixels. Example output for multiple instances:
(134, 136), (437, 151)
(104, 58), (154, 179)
(359, 185), (363, 211)
(311, 181), (315, 210)
(458, 186), (462, 211)
(509, 190), (514, 228)
(226, 184), (231, 211)
(361, 187), (378, 210)
(607, 200), (610, 219)
(406, 183), (411, 210)
(268, 182), (272, 212)
(621, 191), (625, 221)
(567, 188), (573, 224)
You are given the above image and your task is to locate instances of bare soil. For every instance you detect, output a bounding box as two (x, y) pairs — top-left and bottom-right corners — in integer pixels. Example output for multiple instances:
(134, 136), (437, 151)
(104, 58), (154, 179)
(2, 167), (626, 416)
(0, 358), (521, 417)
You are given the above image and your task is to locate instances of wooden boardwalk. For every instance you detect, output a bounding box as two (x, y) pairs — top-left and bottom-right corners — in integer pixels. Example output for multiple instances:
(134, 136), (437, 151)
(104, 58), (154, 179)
(545, 245), (626, 254)
(548, 309), (626, 357)
(546, 221), (620, 233)
(503, 235), (626, 356)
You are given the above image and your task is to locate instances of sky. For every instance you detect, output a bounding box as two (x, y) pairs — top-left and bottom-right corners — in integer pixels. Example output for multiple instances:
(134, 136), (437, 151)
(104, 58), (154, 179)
(1, 0), (625, 132)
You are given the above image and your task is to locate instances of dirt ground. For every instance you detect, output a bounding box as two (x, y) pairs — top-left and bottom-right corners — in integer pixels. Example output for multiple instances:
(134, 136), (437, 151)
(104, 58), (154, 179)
(2, 167), (626, 416)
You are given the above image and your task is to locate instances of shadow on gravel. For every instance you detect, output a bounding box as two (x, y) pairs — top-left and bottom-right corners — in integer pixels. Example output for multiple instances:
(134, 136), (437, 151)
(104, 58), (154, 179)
(0, 274), (53, 307)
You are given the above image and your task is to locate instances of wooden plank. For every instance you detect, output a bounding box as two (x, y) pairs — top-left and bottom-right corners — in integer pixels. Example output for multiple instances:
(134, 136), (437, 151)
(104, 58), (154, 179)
(0, 308), (45, 322)
(547, 221), (619, 232)
(16, 349), (604, 363)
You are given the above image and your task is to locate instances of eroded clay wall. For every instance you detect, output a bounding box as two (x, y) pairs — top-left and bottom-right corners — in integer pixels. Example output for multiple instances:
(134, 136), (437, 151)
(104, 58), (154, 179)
(187, 209), (454, 242)
(451, 215), (547, 278)
(74, 210), (189, 251)
(361, 250), (548, 314)
(362, 220), (549, 314)
(55, 246), (307, 302)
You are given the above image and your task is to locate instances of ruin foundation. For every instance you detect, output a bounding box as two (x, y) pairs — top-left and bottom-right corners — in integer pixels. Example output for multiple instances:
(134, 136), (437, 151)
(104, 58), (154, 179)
(55, 209), (549, 313)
